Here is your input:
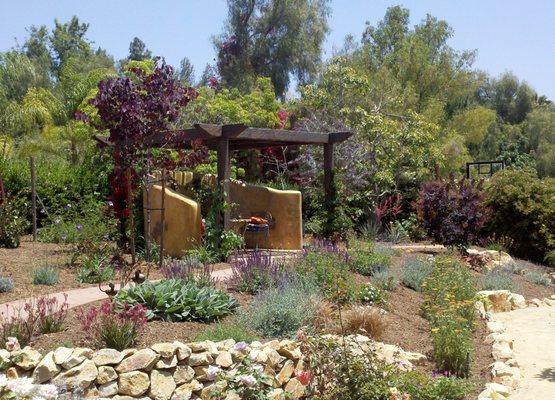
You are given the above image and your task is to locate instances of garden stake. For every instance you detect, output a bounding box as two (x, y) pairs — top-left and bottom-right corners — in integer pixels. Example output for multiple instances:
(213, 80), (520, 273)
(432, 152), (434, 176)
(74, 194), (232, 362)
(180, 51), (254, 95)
(126, 168), (136, 265)
(30, 156), (37, 241)
(159, 168), (166, 270)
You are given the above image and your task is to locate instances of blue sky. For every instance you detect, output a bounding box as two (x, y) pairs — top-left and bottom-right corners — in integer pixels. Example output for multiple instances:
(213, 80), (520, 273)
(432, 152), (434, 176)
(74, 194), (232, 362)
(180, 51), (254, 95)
(1, 0), (554, 99)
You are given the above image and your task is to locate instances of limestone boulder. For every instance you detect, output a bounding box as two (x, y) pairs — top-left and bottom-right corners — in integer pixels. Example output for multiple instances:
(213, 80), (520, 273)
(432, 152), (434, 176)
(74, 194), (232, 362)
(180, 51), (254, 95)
(97, 365), (118, 384)
(152, 343), (178, 358)
(53, 359), (98, 390)
(93, 349), (124, 366)
(188, 352), (213, 366)
(275, 360), (294, 386)
(507, 293), (526, 310)
(53, 347), (73, 365)
(150, 369), (177, 400)
(173, 365), (195, 385)
(99, 381), (119, 397)
(156, 355), (178, 369)
(32, 351), (61, 383)
(477, 290), (512, 313)
(284, 377), (305, 399)
(118, 371), (150, 396)
(12, 348), (42, 370)
(215, 351), (233, 368)
(116, 348), (159, 373)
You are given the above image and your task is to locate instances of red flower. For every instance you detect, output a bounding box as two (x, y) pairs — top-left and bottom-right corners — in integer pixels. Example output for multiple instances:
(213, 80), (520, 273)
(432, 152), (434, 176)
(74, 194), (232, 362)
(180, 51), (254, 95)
(296, 370), (313, 386)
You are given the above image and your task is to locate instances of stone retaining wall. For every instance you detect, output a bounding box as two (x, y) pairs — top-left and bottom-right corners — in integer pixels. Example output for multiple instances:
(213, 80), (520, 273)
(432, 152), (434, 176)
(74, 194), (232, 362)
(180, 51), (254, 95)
(0, 335), (426, 400)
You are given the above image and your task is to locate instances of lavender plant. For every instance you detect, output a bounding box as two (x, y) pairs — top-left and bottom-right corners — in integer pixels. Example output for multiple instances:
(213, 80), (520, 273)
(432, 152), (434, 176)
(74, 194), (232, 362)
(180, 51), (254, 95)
(228, 250), (285, 294)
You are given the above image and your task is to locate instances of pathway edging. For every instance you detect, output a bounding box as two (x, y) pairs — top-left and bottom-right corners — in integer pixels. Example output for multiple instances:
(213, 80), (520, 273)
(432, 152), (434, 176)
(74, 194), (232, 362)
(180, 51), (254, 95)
(476, 293), (555, 400)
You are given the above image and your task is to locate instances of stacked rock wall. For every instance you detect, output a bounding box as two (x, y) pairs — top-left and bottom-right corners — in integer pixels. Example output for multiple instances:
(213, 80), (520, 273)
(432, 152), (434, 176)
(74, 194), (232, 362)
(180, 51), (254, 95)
(0, 334), (428, 400)
(1, 339), (308, 400)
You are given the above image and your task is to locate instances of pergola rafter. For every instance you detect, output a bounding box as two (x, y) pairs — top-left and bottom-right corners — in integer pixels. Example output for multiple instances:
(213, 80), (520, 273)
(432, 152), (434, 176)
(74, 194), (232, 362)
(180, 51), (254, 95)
(95, 123), (353, 234)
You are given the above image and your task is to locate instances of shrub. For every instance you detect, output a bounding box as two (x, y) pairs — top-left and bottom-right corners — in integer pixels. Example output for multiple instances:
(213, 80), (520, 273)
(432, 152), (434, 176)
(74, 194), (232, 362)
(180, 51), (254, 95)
(38, 198), (116, 245)
(161, 256), (214, 287)
(77, 300), (147, 351)
(483, 169), (555, 266)
(525, 271), (552, 287)
(430, 315), (472, 378)
(416, 178), (489, 250)
(0, 295), (69, 347)
(228, 251), (285, 294)
(505, 260), (527, 275)
(0, 193), (25, 249)
(115, 279), (238, 322)
(401, 256), (434, 292)
(421, 257), (476, 377)
(34, 295), (69, 334)
(76, 254), (115, 284)
(373, 242), (402, 257)
(384, 221), (409, 243)
(194, 320), (258, 343)
(0, 276), (14, 293)
(300, 335), (472, 400)
(342, 306), (387, 339)
(394, 371), (472, 400)
(397, 213), (426, 242)
(350, 251), (391, 276)
(421, 257), (476, 326)
(372, 269), (398, 291)
(359, 282), (388, 306)
(480, 268), (514, 291)
(295, 247), (359, 304)
(240, 278), (320, 337)
(31, 267), (59, 286)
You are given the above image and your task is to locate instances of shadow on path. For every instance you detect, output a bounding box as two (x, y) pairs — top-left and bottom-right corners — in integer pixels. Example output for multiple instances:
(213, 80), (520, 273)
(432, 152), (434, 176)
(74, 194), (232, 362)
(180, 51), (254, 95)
(536, 367), (555, 382)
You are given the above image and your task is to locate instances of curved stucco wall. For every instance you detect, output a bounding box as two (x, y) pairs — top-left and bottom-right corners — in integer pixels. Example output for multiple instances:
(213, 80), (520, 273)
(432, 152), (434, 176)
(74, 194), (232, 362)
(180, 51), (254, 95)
(228, 181), (303, 250)
(143, 185), (202, 257)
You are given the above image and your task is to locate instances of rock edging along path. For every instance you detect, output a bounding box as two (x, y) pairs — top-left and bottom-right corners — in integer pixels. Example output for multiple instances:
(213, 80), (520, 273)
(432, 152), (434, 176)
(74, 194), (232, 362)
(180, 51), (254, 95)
(0, 268), (233, 320)
(494, 299), (555, 400)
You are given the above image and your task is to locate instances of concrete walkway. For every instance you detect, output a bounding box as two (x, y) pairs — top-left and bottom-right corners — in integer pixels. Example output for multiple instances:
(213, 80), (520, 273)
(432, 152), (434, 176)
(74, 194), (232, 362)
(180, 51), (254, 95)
(0, 268), (233, 320)
(495, 306), (555, 400)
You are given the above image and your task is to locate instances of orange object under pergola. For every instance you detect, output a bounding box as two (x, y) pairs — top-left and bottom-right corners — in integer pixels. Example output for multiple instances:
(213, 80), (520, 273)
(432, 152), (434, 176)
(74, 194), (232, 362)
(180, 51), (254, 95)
(95, 123), (353, 232)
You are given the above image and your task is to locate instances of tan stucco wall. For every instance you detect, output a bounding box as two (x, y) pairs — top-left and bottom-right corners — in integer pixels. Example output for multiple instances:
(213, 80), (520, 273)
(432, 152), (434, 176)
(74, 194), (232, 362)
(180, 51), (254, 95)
(228, 181), (303, 250)
(143, 184), (202, 257)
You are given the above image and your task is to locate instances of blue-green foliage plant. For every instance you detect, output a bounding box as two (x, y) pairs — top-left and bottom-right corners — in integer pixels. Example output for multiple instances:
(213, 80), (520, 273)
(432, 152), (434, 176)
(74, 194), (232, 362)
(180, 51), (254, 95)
(240, 276), (321, 338)
(0, 277), (14, 293)
(401, 256), (434, 292)
(115, 279), (239, 322)
(31, 267), (59, 286)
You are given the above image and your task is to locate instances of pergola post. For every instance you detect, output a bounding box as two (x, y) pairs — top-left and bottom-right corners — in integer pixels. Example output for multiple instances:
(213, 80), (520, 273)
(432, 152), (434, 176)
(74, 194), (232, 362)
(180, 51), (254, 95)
(217, 138), (231, 231)
(323, 143), (335, 211)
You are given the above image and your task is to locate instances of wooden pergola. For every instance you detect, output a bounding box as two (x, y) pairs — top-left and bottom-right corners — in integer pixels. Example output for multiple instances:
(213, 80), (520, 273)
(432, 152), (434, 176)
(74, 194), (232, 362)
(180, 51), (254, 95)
(96, 123), (353, 231)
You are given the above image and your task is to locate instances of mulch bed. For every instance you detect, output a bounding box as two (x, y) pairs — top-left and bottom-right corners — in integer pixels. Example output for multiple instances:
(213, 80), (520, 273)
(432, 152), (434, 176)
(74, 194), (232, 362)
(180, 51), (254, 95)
(0, 238), (88, 303)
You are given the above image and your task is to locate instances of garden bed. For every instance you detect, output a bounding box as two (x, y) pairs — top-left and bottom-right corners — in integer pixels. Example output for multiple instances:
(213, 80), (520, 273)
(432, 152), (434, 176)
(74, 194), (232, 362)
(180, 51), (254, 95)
(0, 238), (86, 303)
(3, 240), (553, 400)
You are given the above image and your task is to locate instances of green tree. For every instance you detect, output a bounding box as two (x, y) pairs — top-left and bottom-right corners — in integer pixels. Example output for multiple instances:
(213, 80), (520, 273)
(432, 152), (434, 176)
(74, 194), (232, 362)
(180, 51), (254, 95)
(178, 57), (195, 85)
(449, 106), (496, 157)
(478, 72), (536, 124)
(299, 58), (442, 195)
(50, 16), (91, 74)
(214, 0), (331, 97)
(127, 37), (152, 61)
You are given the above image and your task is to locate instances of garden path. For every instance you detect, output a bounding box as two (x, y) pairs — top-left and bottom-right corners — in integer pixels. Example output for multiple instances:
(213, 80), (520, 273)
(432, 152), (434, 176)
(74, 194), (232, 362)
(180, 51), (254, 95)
(495, 306), (555, 399)
(0, 268), (233, 320)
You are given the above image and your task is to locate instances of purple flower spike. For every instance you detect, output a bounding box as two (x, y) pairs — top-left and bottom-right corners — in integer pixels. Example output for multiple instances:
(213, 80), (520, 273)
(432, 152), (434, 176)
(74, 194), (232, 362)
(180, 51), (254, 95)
(61, 234), (68, 242)
(107, 200), (114, 207)
(76, 224), (83, 232)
